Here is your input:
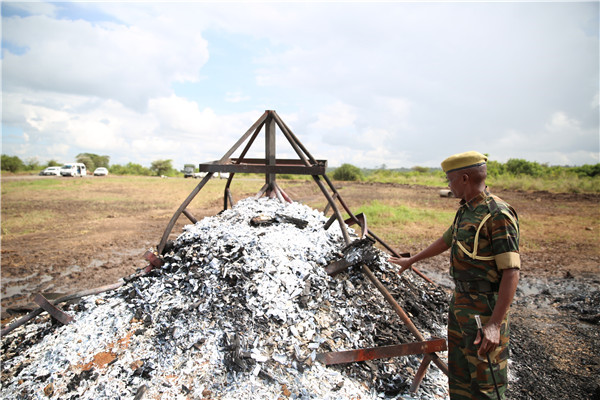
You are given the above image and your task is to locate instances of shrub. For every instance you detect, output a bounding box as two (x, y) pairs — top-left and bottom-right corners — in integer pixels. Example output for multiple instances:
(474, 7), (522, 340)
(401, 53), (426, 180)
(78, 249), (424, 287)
(1, 155), (25, 172)
(332, 163), (363, 181)
(110, 162), (152, 176)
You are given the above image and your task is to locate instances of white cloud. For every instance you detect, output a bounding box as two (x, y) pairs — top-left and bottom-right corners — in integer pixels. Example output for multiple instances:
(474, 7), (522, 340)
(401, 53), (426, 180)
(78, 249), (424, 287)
(2, 10), (209, 111)
(1, 2), (598, 168)
(225, 92), (250, 103)
(545, 111), (580, 132)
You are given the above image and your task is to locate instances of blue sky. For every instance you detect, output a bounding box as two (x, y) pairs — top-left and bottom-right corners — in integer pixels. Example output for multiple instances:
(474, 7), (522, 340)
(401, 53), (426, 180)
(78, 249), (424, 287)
(2, 1), (598, 170)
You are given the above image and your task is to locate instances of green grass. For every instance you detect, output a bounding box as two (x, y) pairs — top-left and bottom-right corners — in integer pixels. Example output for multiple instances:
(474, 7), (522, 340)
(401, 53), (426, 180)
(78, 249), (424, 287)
(359, 169), (600, 193)
(1, 209), (57, 236)
(352, 200), (455, 226)
(487, 174), (600, 193)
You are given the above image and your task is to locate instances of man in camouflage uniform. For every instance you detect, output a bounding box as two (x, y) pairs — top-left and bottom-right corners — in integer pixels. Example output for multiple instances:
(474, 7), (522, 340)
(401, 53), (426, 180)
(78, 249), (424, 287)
(389, 151), (520, 399)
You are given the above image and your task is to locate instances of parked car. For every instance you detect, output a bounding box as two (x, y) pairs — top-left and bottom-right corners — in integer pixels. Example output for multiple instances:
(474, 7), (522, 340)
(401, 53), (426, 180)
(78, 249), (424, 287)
(39, 166), (62, 176)
(60, 163), (87, 177)
(93, 167), (108, 176)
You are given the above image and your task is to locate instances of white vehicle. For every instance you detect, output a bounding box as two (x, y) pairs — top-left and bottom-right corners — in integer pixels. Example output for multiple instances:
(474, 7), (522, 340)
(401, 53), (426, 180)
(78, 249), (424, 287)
(60, 163), (87, 177)
(93, 167), (108, 176)
(39, 166), (61, 176)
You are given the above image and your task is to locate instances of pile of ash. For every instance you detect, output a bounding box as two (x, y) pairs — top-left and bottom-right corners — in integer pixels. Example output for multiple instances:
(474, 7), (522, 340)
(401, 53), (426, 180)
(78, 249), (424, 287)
(1, 198), (449, 399)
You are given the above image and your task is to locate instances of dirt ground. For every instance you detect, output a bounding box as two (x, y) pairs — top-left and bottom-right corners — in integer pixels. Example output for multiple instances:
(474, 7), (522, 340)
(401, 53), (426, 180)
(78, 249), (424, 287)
(1, 176), (599, 399)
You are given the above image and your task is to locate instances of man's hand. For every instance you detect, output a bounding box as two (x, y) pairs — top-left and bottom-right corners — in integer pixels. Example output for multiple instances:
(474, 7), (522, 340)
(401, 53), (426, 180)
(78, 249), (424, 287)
(474, 321), (501, 358)
(388, 256), (413, 269)
(473, 268), (519, 359)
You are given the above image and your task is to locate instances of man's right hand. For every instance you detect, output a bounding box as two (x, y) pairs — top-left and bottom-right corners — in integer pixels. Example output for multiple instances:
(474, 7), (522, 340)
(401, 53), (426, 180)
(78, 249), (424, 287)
(388, 256), (413, 269)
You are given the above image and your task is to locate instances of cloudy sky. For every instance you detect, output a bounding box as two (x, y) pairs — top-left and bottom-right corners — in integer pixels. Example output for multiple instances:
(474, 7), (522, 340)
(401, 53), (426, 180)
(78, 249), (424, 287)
(2, 1), (598, 170)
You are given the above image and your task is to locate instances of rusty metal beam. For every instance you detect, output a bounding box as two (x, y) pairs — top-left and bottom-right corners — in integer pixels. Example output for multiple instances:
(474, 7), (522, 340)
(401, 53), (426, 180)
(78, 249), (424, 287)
(182, 209), (198, 224)
(274, 182), (293, 203)
(255, 183), (269, 199)
(144, 251), (163, 268)
(225, 188), (234, 210)
(361, 264), (449, 376)
(1, 281), (125, 336)
(157, 172), (214, 254)
(221, 111), (269, 161)
(33, 293), (73, 325)
(316, 338), (446, 365)
(312, 175), (351, 244)
(224, 119), (265, 210)
(271, 111), (314, 165)
(410, 353), (435, 393)
(272, 111), (318, 164)
(265, 113), (276, 187)
(200, 160), (327, 175)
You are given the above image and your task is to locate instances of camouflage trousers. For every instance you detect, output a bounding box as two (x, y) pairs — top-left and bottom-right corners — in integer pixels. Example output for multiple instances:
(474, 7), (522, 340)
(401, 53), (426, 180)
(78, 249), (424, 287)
(448, 291), (510, 400)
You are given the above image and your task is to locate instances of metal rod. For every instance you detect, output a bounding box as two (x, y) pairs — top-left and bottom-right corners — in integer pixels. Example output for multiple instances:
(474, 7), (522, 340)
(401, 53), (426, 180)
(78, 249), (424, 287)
(271, 111), (312, 166)
(361, 264), (449, 375)
(182, 209), (198, 224)
(34, 293), (73, 325)
(221, 111), (268, 161)
(265, 113), (276, 187)
(312, 175), (351, 244)
(324, 214), (337, 230)
(255, 183), (269, 199)
(410, 353), (434, 393)
(272, 110), (318, 164)
(1, 281), (124, 336)
(225, 188), (234, 209)
(157, 172), (214, 254)
(323, 192), (338, 215)
(272, 183), (285, 203)
(274, 182), (293, 203)
(224, 119), (265, 209)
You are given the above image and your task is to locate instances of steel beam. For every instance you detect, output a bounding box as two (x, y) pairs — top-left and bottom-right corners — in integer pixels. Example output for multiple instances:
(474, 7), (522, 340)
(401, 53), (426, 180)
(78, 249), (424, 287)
(33, 293), (73, 325)
(316, 338), (446, 365)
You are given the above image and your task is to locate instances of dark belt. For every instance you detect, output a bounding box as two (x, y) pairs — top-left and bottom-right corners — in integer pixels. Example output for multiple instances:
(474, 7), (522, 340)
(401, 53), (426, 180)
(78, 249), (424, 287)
(454, 280), (499, 293)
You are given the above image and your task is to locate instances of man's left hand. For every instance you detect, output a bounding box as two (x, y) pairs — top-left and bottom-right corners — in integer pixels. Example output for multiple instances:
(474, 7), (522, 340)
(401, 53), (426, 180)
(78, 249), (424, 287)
(473, 321), (501, 357)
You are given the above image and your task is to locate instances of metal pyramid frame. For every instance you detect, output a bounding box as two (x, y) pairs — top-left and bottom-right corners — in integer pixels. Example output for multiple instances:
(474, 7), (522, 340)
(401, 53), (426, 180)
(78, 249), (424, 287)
(155, 109), (448, 392)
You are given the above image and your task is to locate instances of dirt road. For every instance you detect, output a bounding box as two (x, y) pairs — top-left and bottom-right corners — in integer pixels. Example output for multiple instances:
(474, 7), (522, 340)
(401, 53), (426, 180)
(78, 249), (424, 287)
(1, 176), (599, 399)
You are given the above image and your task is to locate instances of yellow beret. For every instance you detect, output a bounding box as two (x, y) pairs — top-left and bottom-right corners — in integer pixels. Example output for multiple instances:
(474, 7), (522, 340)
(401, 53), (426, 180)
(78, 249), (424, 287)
(441, 151), (487, 173)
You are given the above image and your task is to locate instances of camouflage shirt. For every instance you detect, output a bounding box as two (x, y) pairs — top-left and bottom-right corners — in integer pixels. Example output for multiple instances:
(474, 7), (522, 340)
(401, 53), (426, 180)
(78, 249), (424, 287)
(442, 188), (520, 283)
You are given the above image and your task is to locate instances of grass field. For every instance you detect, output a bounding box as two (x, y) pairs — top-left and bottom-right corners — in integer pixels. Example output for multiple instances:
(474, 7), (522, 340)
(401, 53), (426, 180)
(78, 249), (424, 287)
(2, 174), (599, 400)
(2, 174), (598, 260)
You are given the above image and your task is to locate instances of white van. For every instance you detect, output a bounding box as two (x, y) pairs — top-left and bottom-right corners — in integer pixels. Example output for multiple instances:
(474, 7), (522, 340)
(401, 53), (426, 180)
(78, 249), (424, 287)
(60, 163), (87, 177)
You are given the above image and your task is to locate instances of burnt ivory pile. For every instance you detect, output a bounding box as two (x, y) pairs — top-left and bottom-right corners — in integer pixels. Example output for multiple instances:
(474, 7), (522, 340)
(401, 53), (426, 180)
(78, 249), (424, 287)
(1, 198), (449, 399)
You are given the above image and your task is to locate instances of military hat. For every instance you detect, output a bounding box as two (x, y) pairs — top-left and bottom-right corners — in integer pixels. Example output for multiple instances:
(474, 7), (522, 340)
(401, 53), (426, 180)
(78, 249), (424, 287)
(441, 151), (487, 173)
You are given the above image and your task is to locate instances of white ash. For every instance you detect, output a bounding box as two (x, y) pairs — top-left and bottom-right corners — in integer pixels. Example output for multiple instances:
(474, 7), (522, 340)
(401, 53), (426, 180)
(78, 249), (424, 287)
(2, 197), (449, 399)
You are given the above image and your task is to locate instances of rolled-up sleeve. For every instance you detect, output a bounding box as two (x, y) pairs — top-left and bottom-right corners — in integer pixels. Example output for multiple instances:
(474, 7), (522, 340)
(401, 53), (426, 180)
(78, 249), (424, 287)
(495, 251), (520, 270)
(492, 207), (520, 270)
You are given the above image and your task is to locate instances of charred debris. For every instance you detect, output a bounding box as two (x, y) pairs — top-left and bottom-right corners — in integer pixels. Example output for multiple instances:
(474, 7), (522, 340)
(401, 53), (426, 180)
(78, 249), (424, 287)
(1, 111), (451, 399)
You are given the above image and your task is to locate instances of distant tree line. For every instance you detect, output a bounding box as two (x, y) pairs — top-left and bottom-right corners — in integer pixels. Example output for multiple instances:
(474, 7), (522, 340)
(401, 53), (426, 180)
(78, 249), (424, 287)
(0, 153), (180, 177)
(2, 153), (599, 182)
(332, 158), (600, 181)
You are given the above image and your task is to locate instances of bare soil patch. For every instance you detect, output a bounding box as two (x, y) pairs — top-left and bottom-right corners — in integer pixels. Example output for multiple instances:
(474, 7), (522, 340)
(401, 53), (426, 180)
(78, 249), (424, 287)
(1, 176), (599, 399)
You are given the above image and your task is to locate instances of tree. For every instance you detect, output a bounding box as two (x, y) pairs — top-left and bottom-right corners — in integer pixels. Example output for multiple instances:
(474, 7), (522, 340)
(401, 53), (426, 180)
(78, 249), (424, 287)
(25, 157), (41, 171)
(412, 166), (430, 173)
(110, 162), (152, 176)
(1, 155), (25, 172)
(76, 154), (95, 172)
(76, 153), (110, 171)
(332, 163), (363, 181)
(505, 158), (544, 177)
(150, 159), (173, 176)
(47, 159), (61, 167)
